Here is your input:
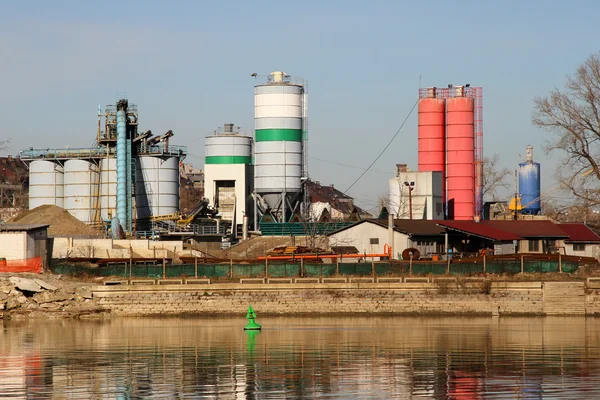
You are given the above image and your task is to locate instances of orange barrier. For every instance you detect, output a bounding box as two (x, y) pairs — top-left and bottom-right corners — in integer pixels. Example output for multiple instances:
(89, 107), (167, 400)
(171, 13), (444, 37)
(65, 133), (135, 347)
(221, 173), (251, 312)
(0, 256), (42, 274)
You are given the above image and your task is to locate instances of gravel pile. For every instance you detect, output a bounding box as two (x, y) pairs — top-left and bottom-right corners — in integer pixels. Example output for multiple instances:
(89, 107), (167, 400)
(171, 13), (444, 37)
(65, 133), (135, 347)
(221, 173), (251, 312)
(8, 205), (104, 238)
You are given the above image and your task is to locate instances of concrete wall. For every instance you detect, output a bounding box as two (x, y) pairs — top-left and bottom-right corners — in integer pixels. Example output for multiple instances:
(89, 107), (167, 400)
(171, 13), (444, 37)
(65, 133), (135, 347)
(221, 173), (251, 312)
(51, 238), (189, 259)
(92, 281), (566, 316)
(0, 232), (26, 260)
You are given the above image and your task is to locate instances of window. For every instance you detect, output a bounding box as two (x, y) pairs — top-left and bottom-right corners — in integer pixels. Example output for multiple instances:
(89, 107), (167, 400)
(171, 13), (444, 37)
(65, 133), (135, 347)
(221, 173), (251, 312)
(528, 240), (540, 252)
(369, 238), (379, 245)
(573, 243), (586, 252)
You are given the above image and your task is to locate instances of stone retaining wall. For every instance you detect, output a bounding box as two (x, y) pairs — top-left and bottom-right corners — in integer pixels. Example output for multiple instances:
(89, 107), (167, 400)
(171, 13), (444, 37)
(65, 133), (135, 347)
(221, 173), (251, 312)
(91, 281), (557, 316)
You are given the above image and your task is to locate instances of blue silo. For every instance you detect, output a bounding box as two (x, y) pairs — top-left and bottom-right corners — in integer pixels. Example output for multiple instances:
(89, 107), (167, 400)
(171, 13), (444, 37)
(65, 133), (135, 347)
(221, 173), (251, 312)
(518, 145), (541, 214)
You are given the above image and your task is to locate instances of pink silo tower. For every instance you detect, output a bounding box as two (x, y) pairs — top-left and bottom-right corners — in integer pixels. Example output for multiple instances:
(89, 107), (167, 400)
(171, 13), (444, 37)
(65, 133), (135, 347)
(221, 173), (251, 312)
(417, 89), (446, 201)
(417, 86), (483, 221)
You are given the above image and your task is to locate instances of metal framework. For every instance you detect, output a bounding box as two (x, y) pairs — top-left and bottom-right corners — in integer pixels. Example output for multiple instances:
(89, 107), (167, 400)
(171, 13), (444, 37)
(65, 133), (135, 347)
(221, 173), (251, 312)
(418, 86), (484, 219)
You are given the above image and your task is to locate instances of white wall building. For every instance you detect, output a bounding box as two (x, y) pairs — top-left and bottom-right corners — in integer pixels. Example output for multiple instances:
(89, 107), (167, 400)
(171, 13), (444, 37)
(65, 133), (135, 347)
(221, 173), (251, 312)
(389, 164), (443, 220)
(327, 219), (446, 260)
(0, 223), (49, 270)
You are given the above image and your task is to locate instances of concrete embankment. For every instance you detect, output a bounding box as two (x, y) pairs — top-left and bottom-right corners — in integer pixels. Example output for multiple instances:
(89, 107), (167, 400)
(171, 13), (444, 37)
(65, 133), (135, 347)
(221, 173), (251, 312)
(4, 274), (600, 318)
(92, 278), (600, 317)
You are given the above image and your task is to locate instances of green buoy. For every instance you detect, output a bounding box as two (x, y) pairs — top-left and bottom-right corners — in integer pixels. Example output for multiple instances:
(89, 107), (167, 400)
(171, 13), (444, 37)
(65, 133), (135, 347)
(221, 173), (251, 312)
(244, 305), (262, 331)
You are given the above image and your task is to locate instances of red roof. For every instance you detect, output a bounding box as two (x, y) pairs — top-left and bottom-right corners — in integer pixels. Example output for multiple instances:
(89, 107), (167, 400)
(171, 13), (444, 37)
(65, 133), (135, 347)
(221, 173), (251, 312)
(437, 221), (521, 241)
(559, 224), (600, 243)
(482, 220), (568, 238)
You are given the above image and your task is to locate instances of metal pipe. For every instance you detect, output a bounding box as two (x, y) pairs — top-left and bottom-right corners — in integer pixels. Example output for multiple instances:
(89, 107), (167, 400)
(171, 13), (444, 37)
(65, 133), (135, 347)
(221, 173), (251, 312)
(116, 101), (127, 228)
(243, 215), (249, 240)
(388, 213), (394, 259)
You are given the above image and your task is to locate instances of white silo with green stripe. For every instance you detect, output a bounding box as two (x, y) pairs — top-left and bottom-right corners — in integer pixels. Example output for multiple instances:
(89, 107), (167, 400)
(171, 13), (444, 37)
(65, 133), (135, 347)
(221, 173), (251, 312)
(254, 71), (306, 222)
(204, 123), (253, 224)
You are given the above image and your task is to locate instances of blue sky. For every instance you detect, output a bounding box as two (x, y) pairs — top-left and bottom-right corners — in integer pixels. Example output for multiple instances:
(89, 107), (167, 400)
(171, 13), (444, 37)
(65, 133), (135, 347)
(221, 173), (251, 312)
(1, 0), (599, 214)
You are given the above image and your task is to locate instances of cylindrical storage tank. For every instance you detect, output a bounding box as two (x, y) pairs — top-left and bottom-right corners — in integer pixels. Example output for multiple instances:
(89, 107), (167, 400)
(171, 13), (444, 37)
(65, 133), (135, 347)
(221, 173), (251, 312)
(418, 97), (446, 206)
(100, 158), (117, 221)
(446, 96), (475, 220)
(519, 146), (541, 214)
(418, 98), (446, 173)
(254, 80), (303, 208)
(135, 156), (179, 219)
(63, 160), (100, 224)
(205, 135), (252, 165)
(28, 160), (64, 209)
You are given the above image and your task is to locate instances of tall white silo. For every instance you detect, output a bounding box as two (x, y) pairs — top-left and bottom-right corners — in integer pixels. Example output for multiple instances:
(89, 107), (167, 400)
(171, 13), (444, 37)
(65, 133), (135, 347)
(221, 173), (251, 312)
(135, 156), (180, 219)
(28, 160), (64, 209)
(204, 123), (253, 224)
(254, 71), (305, 222)
(63, 159), (100, 224)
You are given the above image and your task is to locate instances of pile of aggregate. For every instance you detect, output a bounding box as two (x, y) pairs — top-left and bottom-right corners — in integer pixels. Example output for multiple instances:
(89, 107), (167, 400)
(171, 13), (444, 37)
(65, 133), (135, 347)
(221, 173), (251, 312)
(8, 205), (104, 238)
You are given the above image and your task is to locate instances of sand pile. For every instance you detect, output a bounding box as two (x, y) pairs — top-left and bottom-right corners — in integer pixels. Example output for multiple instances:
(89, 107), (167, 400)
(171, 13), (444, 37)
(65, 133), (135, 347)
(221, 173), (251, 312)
(8, 205), (104, 238)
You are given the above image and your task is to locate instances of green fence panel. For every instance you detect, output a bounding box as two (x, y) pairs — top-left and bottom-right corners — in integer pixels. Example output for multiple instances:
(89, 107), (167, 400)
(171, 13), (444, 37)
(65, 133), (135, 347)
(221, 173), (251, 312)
(267, 263), (301, 277)
(411, 263), (447, 275)
(374, 263), (391, 276)
(337, 263), (372, 276)
(450, 263), (484, 275)
(562, 261), (579, 273)
(486, 261), (522, 274)
(304, 263), (336, 276)
(232, 264), (265, 278)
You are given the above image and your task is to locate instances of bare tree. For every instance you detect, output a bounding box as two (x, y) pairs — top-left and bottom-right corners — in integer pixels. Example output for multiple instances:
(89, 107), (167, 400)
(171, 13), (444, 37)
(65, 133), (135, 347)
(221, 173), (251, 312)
(0, 139), (10, 152)
(482, 153), (512, 201)
(533, 51), (600, 207)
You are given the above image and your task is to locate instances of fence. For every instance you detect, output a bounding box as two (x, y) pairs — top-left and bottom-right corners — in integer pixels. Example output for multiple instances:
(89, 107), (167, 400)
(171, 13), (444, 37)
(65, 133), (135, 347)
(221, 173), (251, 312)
(0, 257), (43, 274)
(50, 254), (584, 279)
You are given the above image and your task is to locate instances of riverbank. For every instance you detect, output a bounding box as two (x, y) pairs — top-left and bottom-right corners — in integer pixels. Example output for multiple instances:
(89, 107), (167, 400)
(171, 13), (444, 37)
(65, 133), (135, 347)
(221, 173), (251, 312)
(3, 272), (600, 318)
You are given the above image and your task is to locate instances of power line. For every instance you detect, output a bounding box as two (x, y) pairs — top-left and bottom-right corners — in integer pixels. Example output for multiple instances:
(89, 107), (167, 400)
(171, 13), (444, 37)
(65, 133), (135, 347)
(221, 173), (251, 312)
(344, 99), (419, 194)
(308, 157), (391, 174)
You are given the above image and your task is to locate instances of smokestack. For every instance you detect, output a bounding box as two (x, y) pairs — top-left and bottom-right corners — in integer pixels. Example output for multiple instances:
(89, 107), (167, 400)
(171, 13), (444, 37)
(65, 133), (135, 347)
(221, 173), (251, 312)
(396, 164), (407, 177)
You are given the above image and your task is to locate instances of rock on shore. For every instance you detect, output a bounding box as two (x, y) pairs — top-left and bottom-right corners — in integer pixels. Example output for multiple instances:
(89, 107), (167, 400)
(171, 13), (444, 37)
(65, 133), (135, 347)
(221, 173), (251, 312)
(0, 273), (109, 319)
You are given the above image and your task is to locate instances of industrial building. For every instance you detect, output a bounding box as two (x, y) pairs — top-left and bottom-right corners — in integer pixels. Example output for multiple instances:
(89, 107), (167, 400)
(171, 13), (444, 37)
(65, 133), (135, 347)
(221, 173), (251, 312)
(19, 99), (187, 237)
(388, 164), (443, 220)
(0, 223), (49, 272)
(204, 123), (253, 228)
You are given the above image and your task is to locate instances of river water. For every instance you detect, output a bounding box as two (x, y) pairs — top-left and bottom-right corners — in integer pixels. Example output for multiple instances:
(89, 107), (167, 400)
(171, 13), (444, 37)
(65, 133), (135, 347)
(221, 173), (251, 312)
(1, 316), (599, 399)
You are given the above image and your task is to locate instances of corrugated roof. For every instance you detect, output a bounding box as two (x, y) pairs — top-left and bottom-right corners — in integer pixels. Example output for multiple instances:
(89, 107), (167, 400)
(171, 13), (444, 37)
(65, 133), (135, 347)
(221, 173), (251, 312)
(559, 223), (600, 243)
(482, 220), (568, 238)
(437, 221), (520, 241)
(381, 219), (446, 236)
(326, 219), (446, 237)
(0, 223), (50, 232)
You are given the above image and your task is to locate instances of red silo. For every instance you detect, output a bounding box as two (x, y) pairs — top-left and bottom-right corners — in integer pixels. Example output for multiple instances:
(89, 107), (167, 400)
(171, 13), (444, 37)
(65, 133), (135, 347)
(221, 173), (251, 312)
(418, 97), (446, 193)
(446, 95), (475, 220)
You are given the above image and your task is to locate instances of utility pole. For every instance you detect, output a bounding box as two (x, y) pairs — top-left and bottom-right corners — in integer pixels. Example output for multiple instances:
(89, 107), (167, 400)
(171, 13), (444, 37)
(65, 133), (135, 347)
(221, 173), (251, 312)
(404, 181), (415, 220)
(585, 189), (589, 224)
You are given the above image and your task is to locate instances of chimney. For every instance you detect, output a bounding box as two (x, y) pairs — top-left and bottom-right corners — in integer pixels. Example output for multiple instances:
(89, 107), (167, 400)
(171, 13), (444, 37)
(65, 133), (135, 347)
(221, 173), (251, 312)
(396, 164), (407, 177)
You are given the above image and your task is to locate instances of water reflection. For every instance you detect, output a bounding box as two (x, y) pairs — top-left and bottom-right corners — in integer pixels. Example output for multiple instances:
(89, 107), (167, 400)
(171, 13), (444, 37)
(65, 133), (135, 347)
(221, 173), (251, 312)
(1, 317), (599, 398)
